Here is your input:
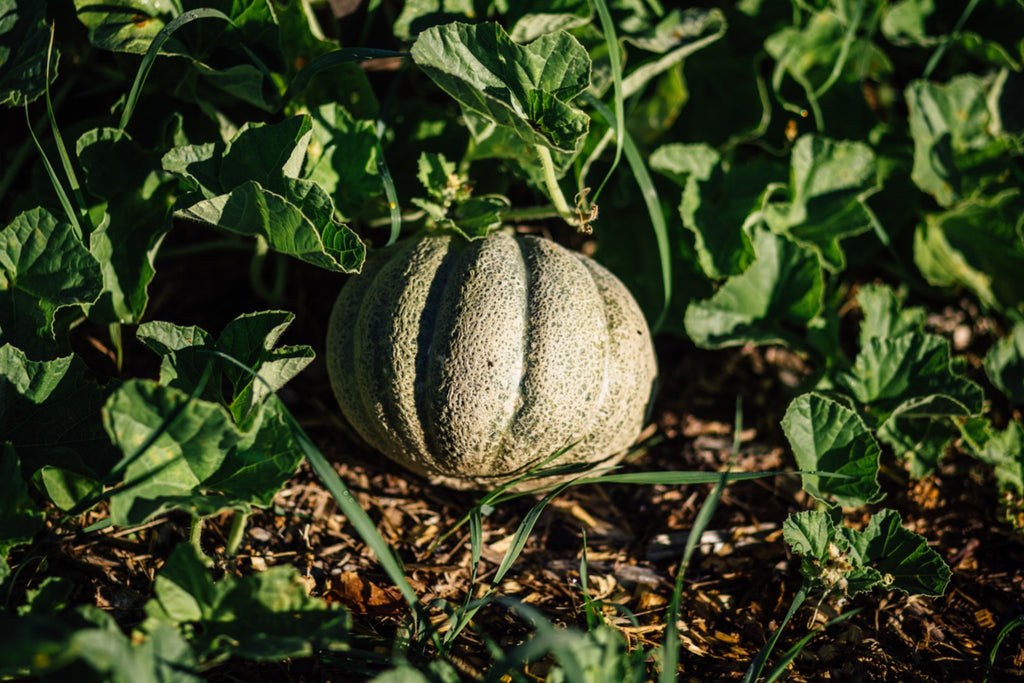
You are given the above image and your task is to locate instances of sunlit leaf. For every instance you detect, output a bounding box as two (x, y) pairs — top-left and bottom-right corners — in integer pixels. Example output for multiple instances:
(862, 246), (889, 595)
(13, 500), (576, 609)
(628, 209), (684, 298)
(781, 393), (883, 507)
(906, 75), (1013, 207)
(985, 321), (1024, 405)
(164, 116), (366, 273)
(0, 208), (102, 357)
(103, 379), (305, 525)
(784, 508), (951, 597)
(410, 21), (591, 152)
(684, 228), (823, 348)
(913, 189), (1024, 315)
(763, 135), (879, 271)
(144, 543), (350, 664)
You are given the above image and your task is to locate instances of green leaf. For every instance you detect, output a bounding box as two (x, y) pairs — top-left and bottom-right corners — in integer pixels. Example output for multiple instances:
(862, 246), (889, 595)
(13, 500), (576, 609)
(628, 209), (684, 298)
(963, 418), (1024, 496)
(651, 143), (785, 278)
(306, 104), (381, 220)
(164, 116), (366, 273)
(843, 509), (952, 596)
(0, 344), (117, 477)
(35, 462), (103, 512)
(76, 128), (175, 325)
(0, 0), (58, 107)
(137, 310), (314, 424)
(877, 414), (957, 478)
(508, 0), (592, 43)
(855, 283), (927, 347)
(684, 228), (823, 349)
(784, 509), (951, 597)
(416, 151), (464, 203)
(881, 0), (935, 46)
(906, 75), (1013, 207)
(73, 0), (183, 55)
(913, 189), (1024, 314)
(102, 379), (305, 525)
(763, 135), (879, 271)
(393, 0), (501, 41)
(144, 543), (350, 665)
(781, 393), (882, 507)
(0, 208), (103, 357)
(0, 444), (45, 581)
(444, 194), (510, 240)
(0, 605), (200, 680)
(986, 321), (1024, 405)
(782, 510), (883, 598)
(837, 332), (984, 424)
(410, 21), (591, 152)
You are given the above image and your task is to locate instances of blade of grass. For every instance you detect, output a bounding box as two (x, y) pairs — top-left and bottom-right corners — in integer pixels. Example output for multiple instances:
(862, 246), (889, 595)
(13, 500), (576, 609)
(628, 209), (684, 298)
(376, 140), (402, 247)
(119, 8), (236, 134)
(583, 470), (778, 486)
(578, 532), (602, 630)
(985, 615), (1024, 683)
(763, 609), (861, 683)
(923, 0), (981, 80)
(24, 104), (82, 239)
(743, 583), (809, 682)
(43, 26), (90, 233)
(582, 92), (671, 332)
(589, 0), (624, 204)
(283, 396), (431, 636)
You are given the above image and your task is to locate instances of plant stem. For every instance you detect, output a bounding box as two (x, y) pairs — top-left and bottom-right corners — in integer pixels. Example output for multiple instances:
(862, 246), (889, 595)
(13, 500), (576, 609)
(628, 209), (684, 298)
(108, 322), (123, 374)
(225, 511), (249, 557)
(535, 144), (577, 227)
(190, 515), (214, 566)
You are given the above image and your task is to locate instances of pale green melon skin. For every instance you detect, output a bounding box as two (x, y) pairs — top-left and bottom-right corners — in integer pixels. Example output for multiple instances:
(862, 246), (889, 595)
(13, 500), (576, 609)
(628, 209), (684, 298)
(326, 230), (658, 489)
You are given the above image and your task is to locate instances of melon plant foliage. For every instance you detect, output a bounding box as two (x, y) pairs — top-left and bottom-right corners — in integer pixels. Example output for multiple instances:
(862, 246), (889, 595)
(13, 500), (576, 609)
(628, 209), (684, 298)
(1, 0), (1023, 679)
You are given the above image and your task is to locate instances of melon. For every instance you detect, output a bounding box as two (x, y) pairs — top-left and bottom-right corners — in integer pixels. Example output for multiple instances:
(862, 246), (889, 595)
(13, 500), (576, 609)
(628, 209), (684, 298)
(326, 229), (657, 489)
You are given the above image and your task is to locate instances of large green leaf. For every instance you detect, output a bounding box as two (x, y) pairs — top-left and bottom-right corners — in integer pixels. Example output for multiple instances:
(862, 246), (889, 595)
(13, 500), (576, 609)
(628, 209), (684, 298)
(986, 321), (1024, 405)
(784, 509), (951, 597)
(683, 228), (823, 349)
(837, 332), (983, 423)
(136, 310), (313, 425)
(393, 0), (501, 41)
(0, 0), (57, 107)
(164, 116), (365, 273)
(651, 143), (785, 278)
(73, 0), (182, 54)
(410, 21), (591, 152)
(781, 393), (882, 507)
(306, 104), (381, 221)
(960, 417), (1024, 497)
(855, 283), (927, 347)
(0, 208), (103, 358)
(906, 75), (1014, 207)
(143, 543), (350, 665)
(843, 509), (952, 597)
(763, 135), (879, 271)
(102, 379), (305, 525)
(76, 128), (175, 325)
(913, 189), (1024, 314)
(0, 344), (116, 478)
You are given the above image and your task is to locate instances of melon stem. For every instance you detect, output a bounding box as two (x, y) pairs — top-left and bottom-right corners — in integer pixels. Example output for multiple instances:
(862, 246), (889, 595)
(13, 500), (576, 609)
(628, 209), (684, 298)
(535, 144), (577, 228)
